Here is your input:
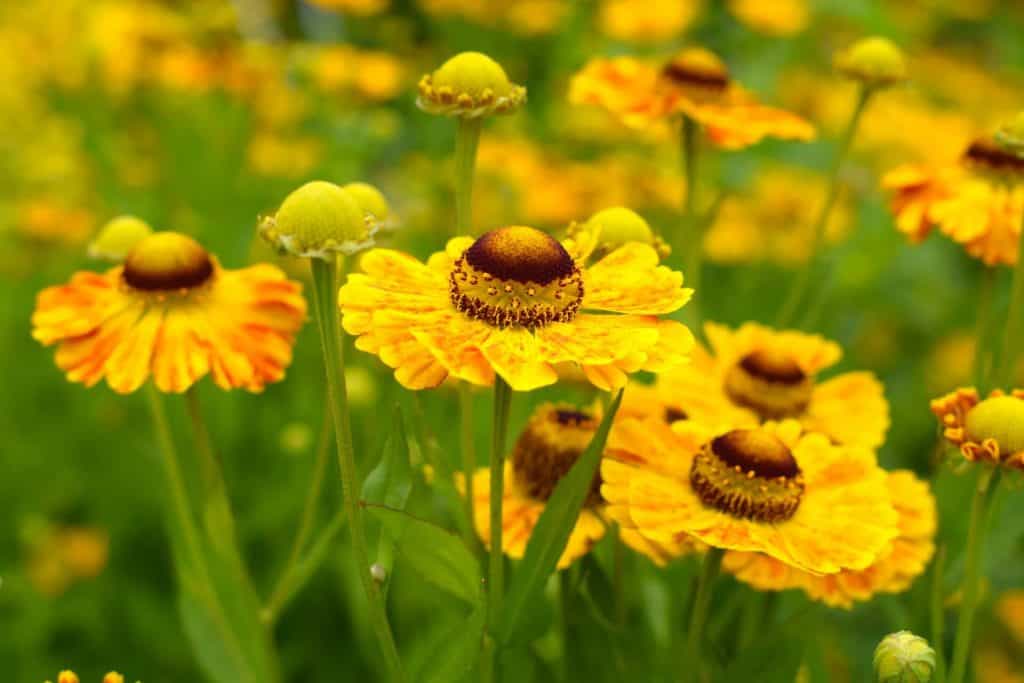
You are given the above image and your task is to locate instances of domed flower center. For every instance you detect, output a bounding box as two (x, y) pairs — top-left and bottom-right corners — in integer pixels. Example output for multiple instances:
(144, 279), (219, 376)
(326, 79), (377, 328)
(689, 428), (804, 522)
(963, 138), (1024, 177)
(724, 349), (813, 419)
(122, 232), (214, 291)
(512, 404), (602, 506)
(449, 226), (584, 329)
(660, 48), (730, 100)
(965, 395), (1024, 457)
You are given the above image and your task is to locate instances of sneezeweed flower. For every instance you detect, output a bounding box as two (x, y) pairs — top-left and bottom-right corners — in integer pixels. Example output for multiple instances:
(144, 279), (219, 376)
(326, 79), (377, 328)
(32, 230), (307, 394)
(834, 36), (908, 90)
(873, 631), (936, 683)
(342, 181), (396, 231)
(601, 418), (898, 573)
(47, 673), (129, 683)
(417, 51), (526, 118)
(339, 225), (694, 391)
(596, 0), (703, 43)
(569, 47), (815, 149)
(724, 470), (937, 608)
(727, 0), (809, 36)
(645, 322), (889, 449)
(259, 180), (380, 259)
(932, 388), (1024, 470)
(87, 215), (154, 262)
(566, 206), (670, 263)
(457, 403), (606, 568)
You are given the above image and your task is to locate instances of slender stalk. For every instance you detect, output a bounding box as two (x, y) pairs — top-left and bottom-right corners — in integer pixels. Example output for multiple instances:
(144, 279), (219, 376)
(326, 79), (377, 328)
(684, 548), (724, 683)
(777, 86), (873, 328)
(185, 388), (238, 540)
(487, 377), (513, 675)
(459, 384), (480, 550)
(679, 116), (703, 330)
(264, 404), (332, 624)
(930, 546), (947, 683)
(613, 531), (626, 628)
(973, 268), (998, 390)
(560, 570), (574, 682)
(310, 256), (405, 681)
(947, 467), (997, 683)
(454, 117), (483, 235)
(995, 214), (1024, 385)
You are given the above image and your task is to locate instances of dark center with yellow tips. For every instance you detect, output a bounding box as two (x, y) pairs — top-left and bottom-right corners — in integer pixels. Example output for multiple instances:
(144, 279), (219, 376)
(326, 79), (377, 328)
(660, 48), (730, 96)
(450, 226), (584, 329)
(724, 348), (814, 419)
(122, 232), (214, 292)
(689, 428), (804, 522)
(512, 404), (602, 506)
(963, 137), (1024, 175)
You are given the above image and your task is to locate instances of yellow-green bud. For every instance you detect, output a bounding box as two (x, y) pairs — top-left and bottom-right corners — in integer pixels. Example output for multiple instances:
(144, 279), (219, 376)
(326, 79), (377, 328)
(260, 181), (376, 259)
(417, 51), (526, 118)
(835, 36), (908, 88)
(965, 394), (1024, 456)
(569, 206), (669, 261)
(873, 631), (935, 683)
(994, 111), (1024, 158)
(88, 215), (154, 262)
(342, 181), (392, 225)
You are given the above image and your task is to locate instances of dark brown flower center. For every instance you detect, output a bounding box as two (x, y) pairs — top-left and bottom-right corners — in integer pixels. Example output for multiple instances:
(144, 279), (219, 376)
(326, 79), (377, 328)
(122, 232), (214, 292)
(660, 48), (730, 97)
(450, 226), (584, 329)
(512, 404), (602, 506)
(963, 137), (1024, 175)
(724, 349), (813, 419)
(665, 407), (689, 423)
(689, 428), (804, 522)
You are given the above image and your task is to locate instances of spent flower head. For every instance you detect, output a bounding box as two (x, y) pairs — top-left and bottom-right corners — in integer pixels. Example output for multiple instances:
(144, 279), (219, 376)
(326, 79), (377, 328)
(835, 36), (908, 89)
(260, 180), (378, 259)
(417, 51), (526, 118)
(873, 631), (935, 683)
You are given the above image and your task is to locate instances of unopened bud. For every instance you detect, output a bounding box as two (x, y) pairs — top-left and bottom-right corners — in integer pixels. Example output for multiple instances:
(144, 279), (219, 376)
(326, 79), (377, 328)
(873, 631), (935, 683)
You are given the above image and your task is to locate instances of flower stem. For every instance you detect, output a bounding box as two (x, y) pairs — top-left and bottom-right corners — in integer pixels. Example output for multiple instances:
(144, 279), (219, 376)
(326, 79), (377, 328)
(930, 545), (947, 683)
(973, 268), (998, 391)
(684, 548), (724, 683)
(310, 256), (405, 681)
(777, 86), (873, 328)
(995, 213), (1024, 386)
(947, 467), (997, 683)
(454, 117), (483, 235)
(459, 384), (480, 552)
(679, 116), (703, 331)
(185, 387), (238, 541)
(487, 376), (513, 675)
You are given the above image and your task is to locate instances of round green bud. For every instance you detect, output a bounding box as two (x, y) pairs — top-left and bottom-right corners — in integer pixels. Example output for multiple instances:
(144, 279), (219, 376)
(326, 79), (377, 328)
(584, 207), (655, 246)
(261, 181), (376, 259)
(873, 631), (935, 683)
(342, 182), (391, 223)
(433, 52), (513, 99)
(417, 51), (526, 118)
(965, 394), (1024, 456)
(88, 215), (154, 262)
(835, 36), (908, 88)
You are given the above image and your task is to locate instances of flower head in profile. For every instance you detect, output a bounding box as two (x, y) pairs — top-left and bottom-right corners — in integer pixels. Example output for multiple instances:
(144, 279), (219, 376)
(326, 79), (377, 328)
(340, 225), (694, 391)
(631, 322), (889, 449)
(834, 36), (908, 90)
(596, 0), (703, 43)
(32, 230), (307, 394)
(259, 180), (381, 259)
(724, 470), (937, 608)
(601, 418), (898, 573)
(569, 47), (815, 149)
(457, 403), (607, 568)
(932, 387), (1024, 470)
(566, 206), (670, 264)
(87, 215), (154, 262)
(417, 51), (526, 118)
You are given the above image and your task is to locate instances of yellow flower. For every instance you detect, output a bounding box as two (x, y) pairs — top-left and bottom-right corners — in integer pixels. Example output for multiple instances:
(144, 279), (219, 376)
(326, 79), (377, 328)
(997, 590), (1024, 645)
(597, 0), (703, 43)
(602, 418), (898, 573)
(32, 231), (307, 394)
(569, 48), (815, 149)
(457, 403), (607, 568)
(339, 226), (694, 391)
(723, 470), (937, 608)
(833, 36), (908, 89)
(417, 52), (526, 118)
(641, 322), (889, 449)
(727, 0), (809, 36)
(47, 673), (127, 683)
(932, 388), (1024, 470)
(305, 0), (390, 15)
(17, 200), (95, 245)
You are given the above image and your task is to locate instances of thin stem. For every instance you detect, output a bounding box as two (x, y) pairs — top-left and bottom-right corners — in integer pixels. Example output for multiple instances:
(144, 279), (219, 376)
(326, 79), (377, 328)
(310, 256), (405, 681)
(185, 387), (238, 540)
(679, 116), (703, 331)
(931, 545), (947, 683)
(264, 403), (332, 624)
(613, 531), (626, 628)
(459, 384), (480, 551)
(454, 117), (483, 235)
(684, 548), (724, 683)
(777, 86), (873, 328)
(487, 377), (513, 674)
(560, 570), (574, 682)
(995, 214), (1024, 386)
(973, 268), (998, 391)
(947, 467), (997, 683)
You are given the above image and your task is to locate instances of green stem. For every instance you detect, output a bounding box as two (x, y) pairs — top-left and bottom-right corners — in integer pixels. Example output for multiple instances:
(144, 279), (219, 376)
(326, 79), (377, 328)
(560, 570), (574, 682)
(310, 256), (405, 681)
(973, 268), (998, 391)
(459, 384), (480, 552)
(263, 403), (332, 624)
(185, 388), (238, 541)
(454, 117), (483, 235)
(931, 545), (947, 683)
(679, 116), (703, 331)
(684, 548), (724, 683)
(947, 467), (997, 683)
(777, 86), (873, 328)
(995, 214), (1024, 386)
(487, 377), (513, 676)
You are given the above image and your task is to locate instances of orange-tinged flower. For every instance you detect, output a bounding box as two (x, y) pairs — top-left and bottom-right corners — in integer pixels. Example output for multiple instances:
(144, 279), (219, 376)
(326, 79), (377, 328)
(47, 673), (127, 683)
(932, 387), (1024, 470)
(601, 418), (898, 574)
(597, 0), (703, 43)
(569, 48), (815, 149)
(727, 0), (809, 36)
(32, 231), (307, 394)
(723, 470), (937, 608)
(339, 226), (694, 391)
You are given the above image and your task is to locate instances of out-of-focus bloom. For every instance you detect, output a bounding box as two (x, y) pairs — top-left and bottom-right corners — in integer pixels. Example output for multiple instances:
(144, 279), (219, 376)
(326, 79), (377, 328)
(703, 167), (851, 265)
(874, 631), (936, 683)
(727, 0), (809, 36)
(417, 52), (526, 118)
(569, 47), (815, 149)
(416, 0), (566, 35)
(17, 201), (95, 245)
(932, 388), (1024, 470)
(997, 590), (1024, 645)
(567, 206), (669, 263)
(597, 0), (703, 43)
(724, 470), (937, 608)
(259, 181), (380, 259)
(457, 403), (606, 568)
(638, 322), (889, 449)
(88, 215), (154, 262)
(602, 419), (898, 573)
(247, 133), (322, 178)
(46, 673), (128, 683)
(32, 231), (307, 394)
(834, 36), (908, 89)
(305, 0), (390, 15)
(27, 524), (110, 597)
(340, 226), (694, 391)
(996, 112), (1024, 157)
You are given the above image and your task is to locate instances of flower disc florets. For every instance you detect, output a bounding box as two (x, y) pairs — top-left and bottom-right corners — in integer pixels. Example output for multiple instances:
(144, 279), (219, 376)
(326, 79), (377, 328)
(260, 180), (377, 259)
(342, 181), (394, 229)
(122, 232), (214, 292)
(417, 51), (526, 118)
(834, 36), (908, 88)
(88, 215), (154, 262)
(659, 47), (730, 102)
(512, 403), (601, 506)
(449, 226), (583, 329)
(931, 387), (1024, 469)
(724, 348), (814, 419)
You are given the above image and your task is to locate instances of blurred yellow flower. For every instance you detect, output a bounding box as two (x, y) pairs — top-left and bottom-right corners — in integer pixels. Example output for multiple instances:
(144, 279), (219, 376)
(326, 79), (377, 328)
(997, 590), (1024, 645)
(46, 673), (128, 683)
(17, 201), (95, 245)
(727, 0), (809, 36)
(27, 525), (110, 597)
(597, 0), (703, 43)
(247, 133), (323, 178)
(306, 0), (390, 14)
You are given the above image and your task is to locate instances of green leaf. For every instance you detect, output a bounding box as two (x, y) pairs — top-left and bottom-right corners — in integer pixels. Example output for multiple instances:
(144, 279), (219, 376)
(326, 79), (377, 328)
(362, 405), (414, 510)
(498, 390), (624, 643)
(417, 606), (486, 683)
(720, 610), (810, 683)
(178, 592), (256, 683)
(365, 504), (483, 606)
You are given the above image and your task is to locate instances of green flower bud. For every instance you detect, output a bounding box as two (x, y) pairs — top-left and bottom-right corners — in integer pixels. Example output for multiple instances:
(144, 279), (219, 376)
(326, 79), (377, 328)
(342, 181), (393, 229)
(568, 206), (669, 262)
(417, 51), (526, 118)
(260, 181), (376, 260)
(873, 631), (935, 683)
(835, 36), (908, 88)
(88, 215), (154, 262)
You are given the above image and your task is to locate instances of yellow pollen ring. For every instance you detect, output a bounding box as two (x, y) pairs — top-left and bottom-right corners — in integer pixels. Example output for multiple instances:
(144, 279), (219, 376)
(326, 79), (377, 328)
(965, 395), (1024, 456)
(512, 403), (601, 505)
(690, 429), (804, 522)
(724, 349), (813, 419)
(122, 232), (214, 292)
